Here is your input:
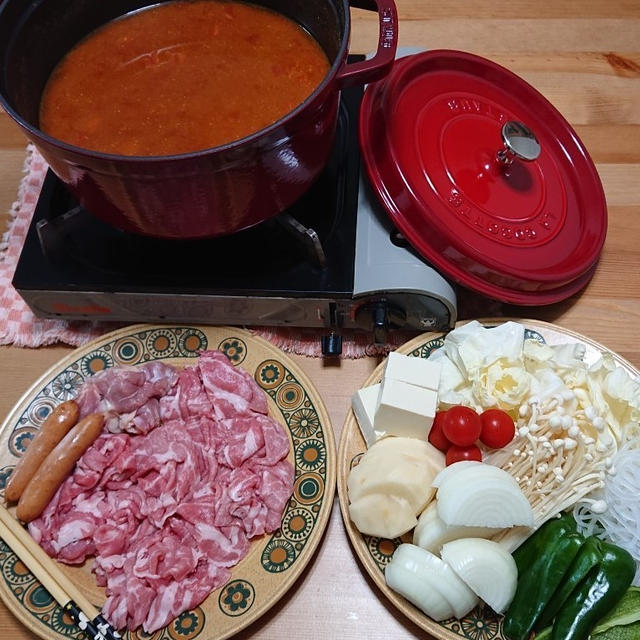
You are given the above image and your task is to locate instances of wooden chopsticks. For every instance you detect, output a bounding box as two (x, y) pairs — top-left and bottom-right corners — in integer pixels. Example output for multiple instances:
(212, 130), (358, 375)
(0, 504), (121, 640)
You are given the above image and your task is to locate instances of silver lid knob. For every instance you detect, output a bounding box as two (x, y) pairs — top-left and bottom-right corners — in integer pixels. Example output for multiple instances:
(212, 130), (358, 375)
(497, 121), (541, 165)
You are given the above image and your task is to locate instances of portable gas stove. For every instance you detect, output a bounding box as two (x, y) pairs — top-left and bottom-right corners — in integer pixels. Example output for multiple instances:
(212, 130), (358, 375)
(12, 84), (457, 356)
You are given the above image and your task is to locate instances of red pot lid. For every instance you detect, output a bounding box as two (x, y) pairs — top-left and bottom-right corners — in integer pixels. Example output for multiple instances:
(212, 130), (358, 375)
(359, 50), (607, 305)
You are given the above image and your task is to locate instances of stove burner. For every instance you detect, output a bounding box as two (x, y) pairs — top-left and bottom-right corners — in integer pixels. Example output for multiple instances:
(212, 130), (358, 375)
(34, 166), (337, 278)
(274, 214), (326, 268)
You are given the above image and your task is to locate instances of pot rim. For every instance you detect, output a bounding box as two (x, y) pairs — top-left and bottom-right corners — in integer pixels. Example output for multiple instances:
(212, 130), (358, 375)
(0, 0), (351, 163)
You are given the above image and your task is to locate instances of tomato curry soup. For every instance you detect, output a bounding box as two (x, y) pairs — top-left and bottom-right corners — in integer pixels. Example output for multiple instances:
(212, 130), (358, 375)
(39, 0), (330, 156)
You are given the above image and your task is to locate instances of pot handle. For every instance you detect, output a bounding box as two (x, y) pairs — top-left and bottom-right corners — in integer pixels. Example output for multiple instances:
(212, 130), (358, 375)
(336, 0), (398, 88)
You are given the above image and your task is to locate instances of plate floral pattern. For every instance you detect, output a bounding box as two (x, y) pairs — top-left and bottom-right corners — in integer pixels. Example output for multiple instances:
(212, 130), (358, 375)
(0, 325), (336, 640)
(337, 319), (639, 640)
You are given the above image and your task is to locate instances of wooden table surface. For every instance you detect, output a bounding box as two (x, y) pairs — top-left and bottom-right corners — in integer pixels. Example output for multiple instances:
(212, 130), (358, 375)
(0, 1), (639, 638)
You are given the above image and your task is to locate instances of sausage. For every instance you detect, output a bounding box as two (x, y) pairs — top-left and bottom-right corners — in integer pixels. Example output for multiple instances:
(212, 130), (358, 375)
(16, 413), (104, 522)
(5, 400), (80, 503)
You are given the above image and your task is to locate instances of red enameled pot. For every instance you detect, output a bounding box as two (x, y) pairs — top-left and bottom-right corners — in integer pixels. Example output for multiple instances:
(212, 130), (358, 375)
(0, 0), (398, 239)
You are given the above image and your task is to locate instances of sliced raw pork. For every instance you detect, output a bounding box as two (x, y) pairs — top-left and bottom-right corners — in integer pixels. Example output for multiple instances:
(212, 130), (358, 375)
(76, 361), (179, 434)
(30, 351), (294, 633)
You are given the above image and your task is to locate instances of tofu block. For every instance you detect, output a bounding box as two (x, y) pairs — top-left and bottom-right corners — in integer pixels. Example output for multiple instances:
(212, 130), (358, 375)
(374, 378), (438, 440)
(385, 351), (442, 391)
(352, 383), (381, 447)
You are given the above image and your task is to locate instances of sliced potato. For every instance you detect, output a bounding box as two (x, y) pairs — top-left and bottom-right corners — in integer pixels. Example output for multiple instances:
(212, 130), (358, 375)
(348, 454), (436, 513)
(362, 436), (445, 472)
(348, 493), (417, 539)
(347, 436), (446, 538)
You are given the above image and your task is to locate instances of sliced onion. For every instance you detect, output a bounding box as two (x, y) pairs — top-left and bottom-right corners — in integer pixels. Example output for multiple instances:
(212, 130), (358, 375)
(413, 501), (501, 553)
(385, 562), (454, 621)
(389, 544), (478, 619)
(441, 538), (518, 613)
(431, 460), (483, 488)
(413, 502), (447, 549)
(436, 463), (533, 528)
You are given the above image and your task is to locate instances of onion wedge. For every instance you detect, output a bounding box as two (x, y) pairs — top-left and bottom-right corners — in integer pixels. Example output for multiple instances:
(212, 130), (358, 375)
(435, 462), (534, 528)
(386, 544), (478, 619)
(441, 538), (517, 614)
(413, 501), (501, 553)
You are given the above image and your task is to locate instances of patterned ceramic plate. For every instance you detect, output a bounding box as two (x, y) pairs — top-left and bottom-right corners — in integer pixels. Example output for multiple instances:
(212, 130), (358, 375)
(0, 325), (336, 640)
(337, 319), (639, 640)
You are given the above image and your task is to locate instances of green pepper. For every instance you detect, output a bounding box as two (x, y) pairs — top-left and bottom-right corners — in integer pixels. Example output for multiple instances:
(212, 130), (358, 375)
(551, 542), (636, 640)
(503, 533), (585, 640)
(512, 511), (578, 575)
(531, 587), (640, 640)
(536, 535), (604, 629)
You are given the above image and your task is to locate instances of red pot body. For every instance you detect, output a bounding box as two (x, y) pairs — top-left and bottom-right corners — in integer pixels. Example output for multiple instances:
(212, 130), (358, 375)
(22, 85), (342, 239)
(0, 0), (397, 239)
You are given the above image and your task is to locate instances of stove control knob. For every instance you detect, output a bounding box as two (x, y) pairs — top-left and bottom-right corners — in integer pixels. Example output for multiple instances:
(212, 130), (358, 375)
(355, 301), (407, 345)
(372, 304), (388, 345)
(321, 331), (343, 357)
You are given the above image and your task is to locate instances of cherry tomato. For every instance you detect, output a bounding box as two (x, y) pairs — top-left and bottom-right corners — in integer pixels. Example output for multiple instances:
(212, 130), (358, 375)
(480, 409), (516, 448)
(442, 405), (482, 447)
(446, 444), (482, 466)
(428, 411), (452, 452)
